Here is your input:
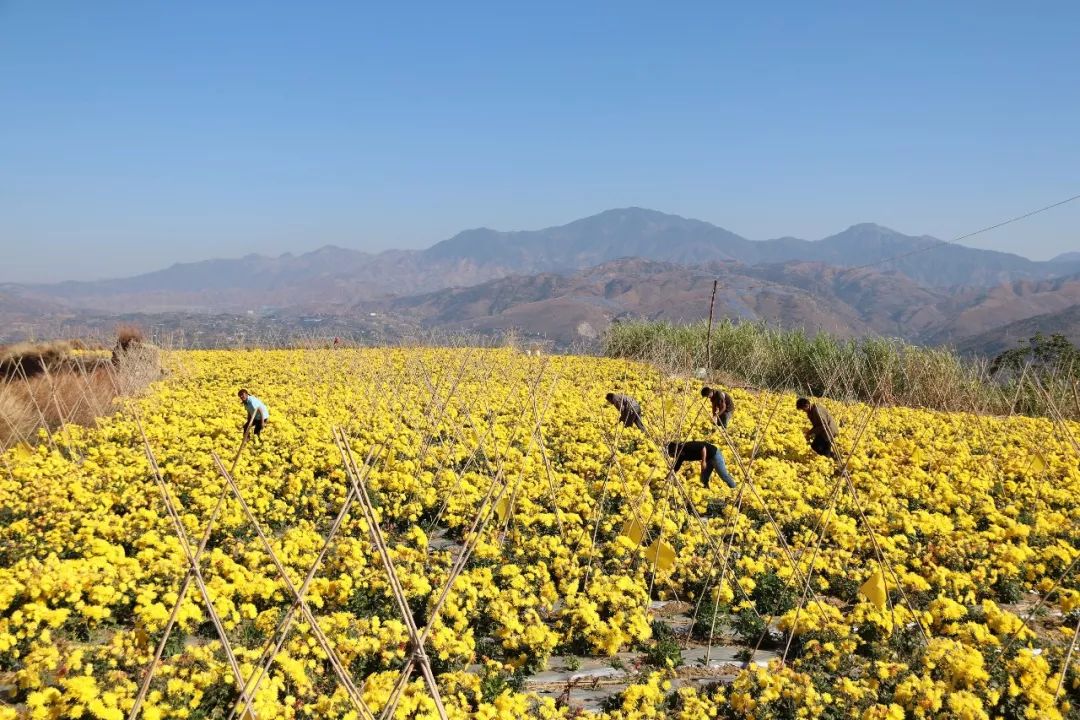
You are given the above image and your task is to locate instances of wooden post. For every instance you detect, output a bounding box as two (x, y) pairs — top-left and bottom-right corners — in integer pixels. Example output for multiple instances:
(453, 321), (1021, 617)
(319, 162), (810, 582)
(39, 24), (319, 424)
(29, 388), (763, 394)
(706, 279), (718, 373)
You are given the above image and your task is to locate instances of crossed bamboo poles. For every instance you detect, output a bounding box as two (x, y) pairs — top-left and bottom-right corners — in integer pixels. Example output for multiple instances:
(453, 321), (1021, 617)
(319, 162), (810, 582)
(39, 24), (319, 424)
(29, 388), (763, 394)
(581, 350), (947, 672)
(129, 420), (259, 719)
(121, 347), (1080, 717)
(584, 357), (875, 656)
(128, 426), (469, 720)
(126, 351), (555, 719)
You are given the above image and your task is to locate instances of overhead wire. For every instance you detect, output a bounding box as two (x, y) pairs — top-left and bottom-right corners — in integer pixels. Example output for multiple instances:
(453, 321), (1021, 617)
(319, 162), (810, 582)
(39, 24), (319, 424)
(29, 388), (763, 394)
(850, 191), (1080, 272)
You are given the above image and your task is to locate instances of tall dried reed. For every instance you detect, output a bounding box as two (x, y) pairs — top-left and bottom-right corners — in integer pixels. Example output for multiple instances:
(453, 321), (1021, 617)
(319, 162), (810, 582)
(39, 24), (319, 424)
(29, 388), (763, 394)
(0, 339), (161, 450)
(603, 319), (1080, 419)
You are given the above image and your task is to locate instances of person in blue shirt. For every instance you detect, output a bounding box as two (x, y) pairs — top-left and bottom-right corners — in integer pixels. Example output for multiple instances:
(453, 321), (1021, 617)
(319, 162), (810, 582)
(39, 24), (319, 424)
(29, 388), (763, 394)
(238, 389), (270, 440)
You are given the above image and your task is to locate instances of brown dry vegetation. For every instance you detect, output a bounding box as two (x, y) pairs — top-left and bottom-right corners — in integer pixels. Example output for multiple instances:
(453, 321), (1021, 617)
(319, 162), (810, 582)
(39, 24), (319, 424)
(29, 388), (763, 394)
(0, 340), (78, 380)
(115, 324), (145, 352)
(0, 333), (161, 450)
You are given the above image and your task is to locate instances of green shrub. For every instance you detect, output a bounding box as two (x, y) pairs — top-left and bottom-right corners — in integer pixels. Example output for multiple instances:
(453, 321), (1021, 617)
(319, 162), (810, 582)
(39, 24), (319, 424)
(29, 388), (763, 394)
(751, 570), (796, 616)
(603, 321), (1079, 420)
(731, 606), (766, 645)
(692, 600), (728, 641)
(642, 620), (683, 669)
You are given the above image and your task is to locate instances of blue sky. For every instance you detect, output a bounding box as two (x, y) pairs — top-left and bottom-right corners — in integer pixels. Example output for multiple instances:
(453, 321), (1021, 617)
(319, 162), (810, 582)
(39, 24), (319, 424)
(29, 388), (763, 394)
(1, 1), (1078, 282)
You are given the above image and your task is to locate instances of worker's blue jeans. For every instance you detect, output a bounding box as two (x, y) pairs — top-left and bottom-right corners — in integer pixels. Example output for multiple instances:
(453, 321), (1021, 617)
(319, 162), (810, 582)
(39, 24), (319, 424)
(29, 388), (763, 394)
(701, 453), (737, 489)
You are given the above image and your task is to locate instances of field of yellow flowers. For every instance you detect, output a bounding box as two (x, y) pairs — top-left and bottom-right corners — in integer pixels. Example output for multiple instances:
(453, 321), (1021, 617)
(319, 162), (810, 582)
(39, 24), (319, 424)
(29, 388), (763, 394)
(1, 348), (1078, 720)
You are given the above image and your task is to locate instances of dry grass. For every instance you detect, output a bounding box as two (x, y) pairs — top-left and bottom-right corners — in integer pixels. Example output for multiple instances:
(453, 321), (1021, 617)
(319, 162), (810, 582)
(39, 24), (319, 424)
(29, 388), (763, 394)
(0, 340), (74, 380)
(115, 324), (145, 352)
(0, 337), (162, 450)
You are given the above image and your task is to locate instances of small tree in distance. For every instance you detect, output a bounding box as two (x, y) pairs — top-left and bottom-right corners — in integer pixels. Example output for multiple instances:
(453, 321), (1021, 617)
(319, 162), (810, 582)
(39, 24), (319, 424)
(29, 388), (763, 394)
(990, 332), (1080, 379)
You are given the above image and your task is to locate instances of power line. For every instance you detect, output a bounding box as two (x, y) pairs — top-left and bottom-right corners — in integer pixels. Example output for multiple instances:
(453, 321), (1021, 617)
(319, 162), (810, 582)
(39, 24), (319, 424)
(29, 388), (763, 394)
(852, 191), (1080, 272)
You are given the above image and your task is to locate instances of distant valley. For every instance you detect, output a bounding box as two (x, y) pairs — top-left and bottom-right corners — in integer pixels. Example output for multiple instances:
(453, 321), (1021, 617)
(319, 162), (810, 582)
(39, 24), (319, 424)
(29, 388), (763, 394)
(2, 208), (1078, 355)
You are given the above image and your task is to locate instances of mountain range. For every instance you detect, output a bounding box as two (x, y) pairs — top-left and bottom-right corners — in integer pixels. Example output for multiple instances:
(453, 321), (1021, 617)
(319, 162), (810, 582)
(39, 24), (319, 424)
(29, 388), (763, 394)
(2, 208), (1078, 354)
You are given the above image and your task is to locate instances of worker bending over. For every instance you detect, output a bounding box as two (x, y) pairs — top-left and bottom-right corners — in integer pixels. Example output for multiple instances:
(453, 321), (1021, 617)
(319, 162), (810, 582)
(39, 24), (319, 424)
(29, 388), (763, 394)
(666, 441), (737, 489)
(606, 392), (646, 432)
(796, 397), (837, 459)
(238, 389), (270, 441)
(701, 386), (735, 428)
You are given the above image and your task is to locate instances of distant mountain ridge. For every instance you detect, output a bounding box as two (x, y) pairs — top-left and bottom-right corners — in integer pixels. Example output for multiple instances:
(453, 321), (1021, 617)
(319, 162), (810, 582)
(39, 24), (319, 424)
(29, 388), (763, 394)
(425, 209), (1075, 288)
(6, 208), (1079, 315)
(372, 258), (948, 344)
(368, 259), (1080, 351)
(425, 208), (749, 270)
(956, 304), (1080, 357)
(3, 208), (1079, 353)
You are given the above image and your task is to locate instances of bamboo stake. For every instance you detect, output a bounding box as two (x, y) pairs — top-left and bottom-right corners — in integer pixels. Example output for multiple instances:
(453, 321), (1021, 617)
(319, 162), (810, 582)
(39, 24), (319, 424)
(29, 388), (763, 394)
(706, 279), (718, 372)
(780, 472), (846, 664)
(225, 446), (382, 720)
(338, 429), (508, 720)
(15, 360), (57, 452)
(1055, 612), (1080, 701)
(528, 381), (566, 541)
(332, 432), (449, 720)
(137, 429), (259, 717)
(127, 485), (228, 720)
(210, 453), (376, 720)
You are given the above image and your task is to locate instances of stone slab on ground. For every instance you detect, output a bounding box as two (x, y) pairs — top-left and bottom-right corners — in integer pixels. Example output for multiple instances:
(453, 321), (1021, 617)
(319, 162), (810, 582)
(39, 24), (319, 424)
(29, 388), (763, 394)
(680, 644), (778, 669)
(527, 653), (637, 687)
(528, 654), (640, 713)
(532, 684), (623, 713)
(522, 644), (777, 711)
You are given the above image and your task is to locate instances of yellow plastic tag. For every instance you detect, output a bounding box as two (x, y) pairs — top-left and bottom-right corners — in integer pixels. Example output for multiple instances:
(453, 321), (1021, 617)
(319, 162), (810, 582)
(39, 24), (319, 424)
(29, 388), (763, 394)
(621, 517), (645, 545)
(494, 495), (510, 524)
(645, 539), (676, 571)
(859, 570), (888, 610)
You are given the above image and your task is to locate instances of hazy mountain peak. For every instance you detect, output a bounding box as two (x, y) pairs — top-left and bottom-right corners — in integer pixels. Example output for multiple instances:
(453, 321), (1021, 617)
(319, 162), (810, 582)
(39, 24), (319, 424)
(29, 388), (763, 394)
(835, 222), (908, 237)
(304, 244), (355, 256)
(591, 206), (685, 221)
(423, 207), (748, 269)
(571, 207), (714, 229)
(9, 208), (1079, 319)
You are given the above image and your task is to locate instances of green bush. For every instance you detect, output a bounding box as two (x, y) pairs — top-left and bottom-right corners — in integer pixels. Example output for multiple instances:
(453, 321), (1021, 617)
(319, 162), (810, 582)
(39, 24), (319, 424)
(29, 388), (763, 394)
(751, 570), (796, 616)
(731, 606), (766, 645)
(642, 620), (683, 669)
(691, 600), (728, 641)
(603, 320), (1078, 419)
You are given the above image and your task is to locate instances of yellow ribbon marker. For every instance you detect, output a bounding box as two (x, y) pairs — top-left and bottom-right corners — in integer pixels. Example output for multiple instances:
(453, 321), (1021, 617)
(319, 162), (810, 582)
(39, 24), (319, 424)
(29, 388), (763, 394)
(620, 517), (645, 545)
(12, 442), (33, 462)
(859, 569), (888, 610)
(1029, 454), (1047, 475)
(494, 495), (510, 524)
(645, 538), (676, 572)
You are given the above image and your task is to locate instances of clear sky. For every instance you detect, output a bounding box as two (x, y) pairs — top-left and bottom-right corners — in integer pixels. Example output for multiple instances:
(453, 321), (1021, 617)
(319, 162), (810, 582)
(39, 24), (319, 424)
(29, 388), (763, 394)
(1, 1), (1078, 282)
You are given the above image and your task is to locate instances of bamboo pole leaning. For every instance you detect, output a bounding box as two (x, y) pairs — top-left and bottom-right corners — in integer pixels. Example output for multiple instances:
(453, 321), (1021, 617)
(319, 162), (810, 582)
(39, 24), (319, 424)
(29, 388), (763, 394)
(126, 484), (229, 720)
(210, 452), (378, 720)
(336, 428), (511, 720)
(135, 422), (260, 718)
(327, 435), (450, 720)
(223, 445), (384, 720)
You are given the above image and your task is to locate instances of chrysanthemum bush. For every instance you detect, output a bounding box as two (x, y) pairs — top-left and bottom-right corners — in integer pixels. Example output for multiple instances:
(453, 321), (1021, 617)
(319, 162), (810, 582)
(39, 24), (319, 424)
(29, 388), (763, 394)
(0, 348), (1078, 719)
